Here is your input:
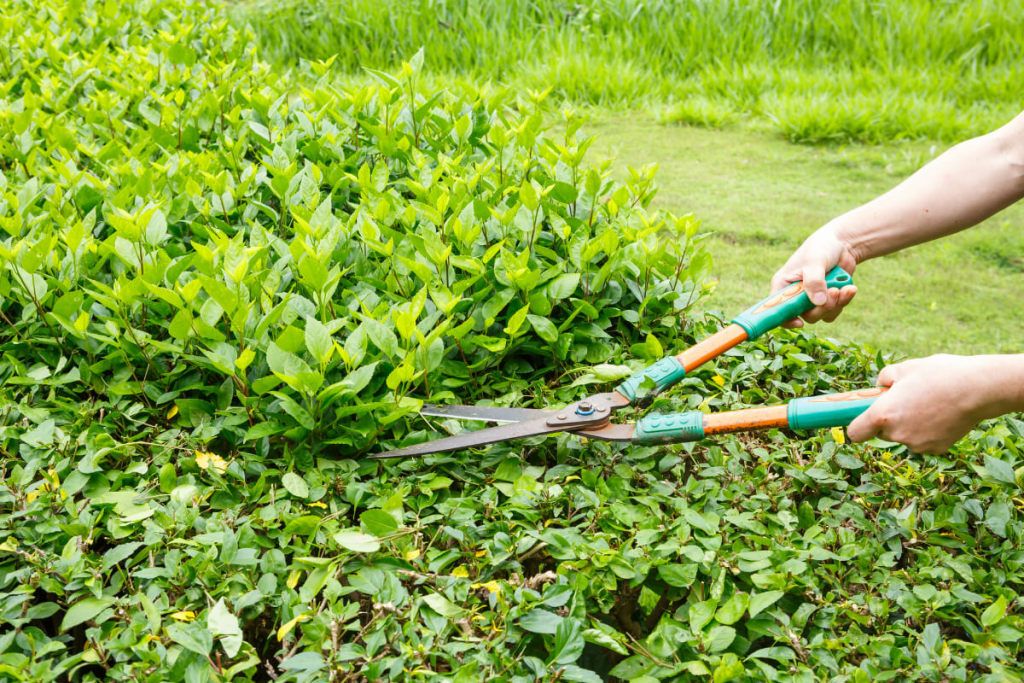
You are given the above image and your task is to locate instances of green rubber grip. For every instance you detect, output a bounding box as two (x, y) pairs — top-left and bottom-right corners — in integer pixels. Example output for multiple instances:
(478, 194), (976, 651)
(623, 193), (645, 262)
(731, 266), (853, 340)
(787, 391), (880, 431)
(615, 357), (688, 403)
(633, 411), (704, 444)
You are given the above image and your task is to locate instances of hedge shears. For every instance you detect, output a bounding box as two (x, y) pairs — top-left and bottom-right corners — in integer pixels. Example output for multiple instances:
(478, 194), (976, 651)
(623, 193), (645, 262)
(373, 266), (885, 459)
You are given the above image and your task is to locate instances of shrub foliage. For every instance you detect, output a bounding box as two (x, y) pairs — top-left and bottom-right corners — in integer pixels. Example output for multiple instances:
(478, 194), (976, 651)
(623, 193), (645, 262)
(2, 2), (1024, 683)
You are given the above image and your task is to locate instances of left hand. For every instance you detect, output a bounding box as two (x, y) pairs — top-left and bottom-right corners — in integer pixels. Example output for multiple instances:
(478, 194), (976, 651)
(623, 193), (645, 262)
(846, 354), (1005, 453)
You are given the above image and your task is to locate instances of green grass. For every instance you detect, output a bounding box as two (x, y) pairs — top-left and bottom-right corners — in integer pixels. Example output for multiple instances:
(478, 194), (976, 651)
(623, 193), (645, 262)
(231, 0), (1023, 143)
(587, 119), (1024, 358)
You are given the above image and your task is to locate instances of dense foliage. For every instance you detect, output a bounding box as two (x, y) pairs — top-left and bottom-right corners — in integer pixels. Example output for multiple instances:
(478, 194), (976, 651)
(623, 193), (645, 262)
(3, 1), (1024, 682)
(231, 0), (1023, 143)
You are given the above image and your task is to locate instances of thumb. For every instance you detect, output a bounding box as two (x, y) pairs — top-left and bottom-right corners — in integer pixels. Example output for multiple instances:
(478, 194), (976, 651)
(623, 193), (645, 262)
(847, 404), (883, 443)
(801, 263), (828, 307)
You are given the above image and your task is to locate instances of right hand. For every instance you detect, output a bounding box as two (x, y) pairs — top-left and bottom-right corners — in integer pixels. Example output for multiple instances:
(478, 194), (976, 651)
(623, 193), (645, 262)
(771, 225), (860, 328)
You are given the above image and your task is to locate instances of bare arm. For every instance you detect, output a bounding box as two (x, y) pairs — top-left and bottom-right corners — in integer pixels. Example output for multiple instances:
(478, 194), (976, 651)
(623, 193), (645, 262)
(771, 109), (1024, 325)
(836, 111), (1024, 262)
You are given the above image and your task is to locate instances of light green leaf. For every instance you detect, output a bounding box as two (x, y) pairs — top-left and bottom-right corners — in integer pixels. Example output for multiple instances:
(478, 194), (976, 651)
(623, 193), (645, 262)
(360, 509), (399, 537)
(281, 473), (309, 499)
(423, 593), (465, 618)
(333, 531), (380, 553)
(305, 316), (332, 365)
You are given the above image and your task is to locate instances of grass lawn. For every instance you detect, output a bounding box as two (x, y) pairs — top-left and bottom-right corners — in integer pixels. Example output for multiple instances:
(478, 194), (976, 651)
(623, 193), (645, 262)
(589, 118), (1024, 360)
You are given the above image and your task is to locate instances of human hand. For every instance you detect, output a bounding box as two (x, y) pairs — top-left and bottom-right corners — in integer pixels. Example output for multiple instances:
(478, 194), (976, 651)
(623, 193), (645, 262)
(847, 354), (1010, 453)
(771, 224), (859, 328)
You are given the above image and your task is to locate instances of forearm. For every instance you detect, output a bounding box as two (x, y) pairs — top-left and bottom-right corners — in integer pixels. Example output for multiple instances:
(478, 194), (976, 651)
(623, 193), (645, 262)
(830, 113), (1024, 262)
(972, 354), (1024, 419)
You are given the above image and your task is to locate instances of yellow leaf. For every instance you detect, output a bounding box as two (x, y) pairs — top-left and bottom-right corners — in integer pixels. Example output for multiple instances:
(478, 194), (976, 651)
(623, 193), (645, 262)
(471, 580), (501, 594)
(195, 450), (228, 474)
(287, 569), (302, 590)
(712, 374), (725, 387)
(277, 613), (310, 641)
(404, 548), (421, 561)
(452, 566), (469, 578)
(170, 611), (195, 621)
(166, 405), (179, 419)
(307, 501), (327, 509)
(563, 475), (580, 483)
(475, 549), (487, 558)
(26, 490), (40, 504)
(0, 538), (19, 552)
(830, 426), (845, 444)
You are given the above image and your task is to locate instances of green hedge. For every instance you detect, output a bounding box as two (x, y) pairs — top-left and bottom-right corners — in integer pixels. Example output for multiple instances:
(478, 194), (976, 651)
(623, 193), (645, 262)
(2, 1), (1024, 682)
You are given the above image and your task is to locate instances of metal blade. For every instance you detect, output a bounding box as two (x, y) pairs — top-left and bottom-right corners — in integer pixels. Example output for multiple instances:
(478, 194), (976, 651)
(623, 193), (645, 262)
(418, 403), (555, 423)
(371, 415), (570, 460)
(576, 423), (635, 442)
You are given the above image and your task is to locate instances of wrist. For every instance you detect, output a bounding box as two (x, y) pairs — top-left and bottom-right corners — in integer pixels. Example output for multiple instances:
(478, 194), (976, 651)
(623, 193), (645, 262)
(823, 217), (869, 264)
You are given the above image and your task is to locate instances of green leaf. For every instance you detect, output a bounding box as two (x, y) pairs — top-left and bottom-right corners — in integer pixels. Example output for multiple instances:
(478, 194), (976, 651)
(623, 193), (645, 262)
(305, 316), (332, 364)
(985, 455), (1018, 485)
(422, 593), (464, 618)
(712, 653), (745, 682)
(519, 609), (563, 634)
(608, 655), (653, 680)
(547, 273), (580, 300)
(527, 314), (558, 343)
(658, 563), (697, 588)
(101, 542), (145, 571)
(281, 472), (309, 499)
(748, 590), (785, 618)
(706, 625), (736, 652)
(583, 625), (628, 655)
(167, 622), (214, 656)
(208, 599), (243, 657)
(715, 593), (748, 625)
(61, 597), (114, 631)
(689, 599), (716, 632)
(271, 391), (315, 429)
(549, 618), (585, 665)
(334, 531), (380, 553)
(360, 509), (399, 537)
(982, 595), (1008, 627)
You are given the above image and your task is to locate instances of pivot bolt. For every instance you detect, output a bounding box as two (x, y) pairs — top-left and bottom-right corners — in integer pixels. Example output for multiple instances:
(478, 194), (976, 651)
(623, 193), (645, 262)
(576, 401), (595, 416)
(557, 414), (568, 421)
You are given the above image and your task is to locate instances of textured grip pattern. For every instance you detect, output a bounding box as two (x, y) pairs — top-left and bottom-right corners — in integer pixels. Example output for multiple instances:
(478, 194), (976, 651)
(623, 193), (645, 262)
(615, 357), (687, 403)
(633, 411), (705, 444)
(787, 388), (883, 431)
(731, 266), (853, 340)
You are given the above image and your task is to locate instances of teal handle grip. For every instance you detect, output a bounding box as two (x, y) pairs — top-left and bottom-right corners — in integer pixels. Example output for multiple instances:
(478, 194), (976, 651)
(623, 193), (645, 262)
(731, 266), (853, 340)
(615, 356), (687, 403)
(633, 411), (704, 444)
(787, 388), (883, 431)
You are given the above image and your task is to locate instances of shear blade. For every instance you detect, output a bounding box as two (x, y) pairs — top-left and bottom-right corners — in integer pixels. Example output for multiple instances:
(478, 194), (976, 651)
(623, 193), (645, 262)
(419, 403), (554, 423)
(371, 415), (570, 460)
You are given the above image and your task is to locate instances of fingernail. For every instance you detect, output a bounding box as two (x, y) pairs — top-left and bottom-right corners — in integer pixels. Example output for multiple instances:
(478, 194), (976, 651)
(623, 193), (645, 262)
(811, 292), (827, 306)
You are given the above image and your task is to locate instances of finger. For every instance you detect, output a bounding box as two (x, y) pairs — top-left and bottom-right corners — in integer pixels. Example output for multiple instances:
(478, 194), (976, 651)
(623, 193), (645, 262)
(781, 318), (805, 329)
(801, 262), (828, 307)
(847, 407), (884, 443)
(801, 289), (840, 323)
(877, 361), (910, 387)
(770, 269), (799, 295)
(821, 287), (855, 323)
